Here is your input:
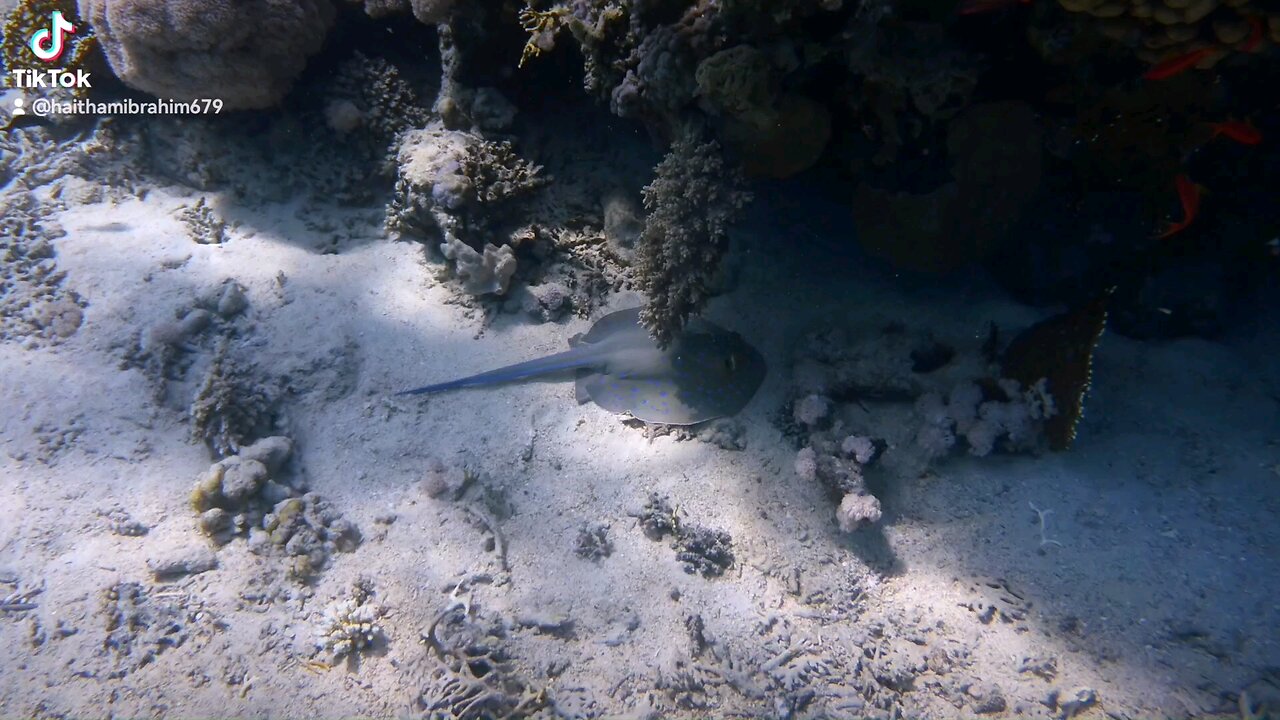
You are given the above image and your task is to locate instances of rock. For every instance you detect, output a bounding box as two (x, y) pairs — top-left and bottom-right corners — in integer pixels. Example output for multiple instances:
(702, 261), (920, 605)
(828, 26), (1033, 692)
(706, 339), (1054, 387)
(238, 436), (293, 475)
(218, 457), (270, 504)
(147, 545), (217, 579)
(1060, 687), (1097, 718)
(216, 282), (248, 318)
(968, 683), (1007, 714)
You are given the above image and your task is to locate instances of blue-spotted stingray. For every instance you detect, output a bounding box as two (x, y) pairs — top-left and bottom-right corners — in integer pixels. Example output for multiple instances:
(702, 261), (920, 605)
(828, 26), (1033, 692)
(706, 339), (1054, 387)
(398, 307), (767, 424)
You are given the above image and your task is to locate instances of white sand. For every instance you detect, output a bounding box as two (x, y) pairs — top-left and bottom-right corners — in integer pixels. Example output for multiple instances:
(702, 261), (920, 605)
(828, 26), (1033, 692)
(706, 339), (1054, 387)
(0, 136), (1277, 720)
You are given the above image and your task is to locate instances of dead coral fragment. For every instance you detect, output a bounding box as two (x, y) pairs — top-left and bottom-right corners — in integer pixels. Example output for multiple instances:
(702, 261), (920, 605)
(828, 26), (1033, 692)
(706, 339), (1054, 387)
(101, 582), (191, 678)
(573, 522), (613, 561)
(673, 525), (734, 578)
(419, 603), (547, 719)
(189, 341), (276, 458)
(636, 133), (751, 347)
(178, 197), (226, 245)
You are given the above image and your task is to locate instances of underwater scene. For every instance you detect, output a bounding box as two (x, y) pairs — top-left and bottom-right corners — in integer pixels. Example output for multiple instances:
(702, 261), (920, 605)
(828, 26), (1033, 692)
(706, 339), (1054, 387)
(1, 0), (1278, 717)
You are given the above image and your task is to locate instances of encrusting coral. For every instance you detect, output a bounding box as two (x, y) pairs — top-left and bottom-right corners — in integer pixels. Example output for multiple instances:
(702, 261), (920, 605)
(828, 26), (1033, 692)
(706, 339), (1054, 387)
(635, 132), (751, 346)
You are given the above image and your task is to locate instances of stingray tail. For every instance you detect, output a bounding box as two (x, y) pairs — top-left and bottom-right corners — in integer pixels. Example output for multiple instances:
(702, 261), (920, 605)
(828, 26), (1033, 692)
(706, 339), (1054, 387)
(396, 347), (603, 396)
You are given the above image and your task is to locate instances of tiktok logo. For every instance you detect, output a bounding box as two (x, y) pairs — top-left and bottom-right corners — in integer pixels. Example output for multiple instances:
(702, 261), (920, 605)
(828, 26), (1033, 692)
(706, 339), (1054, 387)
(28, 10), (76, 63)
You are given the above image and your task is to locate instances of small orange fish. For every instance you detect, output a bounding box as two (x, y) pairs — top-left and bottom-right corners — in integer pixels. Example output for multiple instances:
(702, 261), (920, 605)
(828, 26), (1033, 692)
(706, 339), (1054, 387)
(1210, 120), (1263, 145)
(958, 0), (1029, 15)
(1155, 174), (1201, 239)
(1142, 47), (1220, 80)
(1241, 16), (1264, 53)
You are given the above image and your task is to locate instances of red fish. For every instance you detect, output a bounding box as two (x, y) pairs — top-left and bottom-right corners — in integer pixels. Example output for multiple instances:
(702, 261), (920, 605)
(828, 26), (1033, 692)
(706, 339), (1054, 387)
(1241, 16), (1264, 52)
(958, 0), (1029, 15)
(1210, 120), (1262, 145)
(1142, 47), (1219, 80)
(1156, 174), (1201, 239)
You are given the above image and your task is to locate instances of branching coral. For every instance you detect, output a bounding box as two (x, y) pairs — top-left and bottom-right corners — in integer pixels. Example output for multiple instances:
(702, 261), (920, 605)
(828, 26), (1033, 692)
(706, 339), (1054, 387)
(327, 52), (433, 152)
(387, 128), (548, 296)
(635, 132), (751, 346)
(316, 579), (384, 662)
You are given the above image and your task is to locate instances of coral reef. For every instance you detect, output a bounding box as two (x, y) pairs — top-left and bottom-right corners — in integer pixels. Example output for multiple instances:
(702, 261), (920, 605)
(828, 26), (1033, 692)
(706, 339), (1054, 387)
(440, 234), (518, 296)
(673, 524), (735, 578)
(913, 379), (1058, 459)
(783, 315), (1079, 528)
(634, 492), (678, 541)
(83, 0), (335, 109)
(795, 431), (884, 531)
(315, 579), (384, 662)
(326, 52), (433, 153)
(421, 456), (475, 500)
(190, 436), (296, 530)
(631, 493), (734, 576)
(191, 436), (362, 581)
(387, 127), (549, 296)
(853, 102), (1044, 274)
(1051, 0), (1280, 68)
(844, 21), (981, 170)
(635, 133), (751, 346)
(261, 493), (363, 581)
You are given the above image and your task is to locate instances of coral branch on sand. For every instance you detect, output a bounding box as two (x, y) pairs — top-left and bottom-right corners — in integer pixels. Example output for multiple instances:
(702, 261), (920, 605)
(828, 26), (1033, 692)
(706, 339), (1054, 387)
(635, 132), (751, 347)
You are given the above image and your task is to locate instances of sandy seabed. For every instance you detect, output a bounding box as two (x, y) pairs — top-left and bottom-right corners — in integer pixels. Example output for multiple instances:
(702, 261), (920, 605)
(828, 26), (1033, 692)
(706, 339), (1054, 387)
(1, 124), (1278, 720)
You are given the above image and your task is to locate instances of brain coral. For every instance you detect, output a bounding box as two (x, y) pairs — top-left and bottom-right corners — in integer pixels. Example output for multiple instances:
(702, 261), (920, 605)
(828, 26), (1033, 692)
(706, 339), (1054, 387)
(80, 0), (334, 109)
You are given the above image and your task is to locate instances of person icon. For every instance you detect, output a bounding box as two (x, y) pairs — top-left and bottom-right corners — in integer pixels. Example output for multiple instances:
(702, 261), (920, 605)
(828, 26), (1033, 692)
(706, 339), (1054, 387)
(12, 97), (25, 116)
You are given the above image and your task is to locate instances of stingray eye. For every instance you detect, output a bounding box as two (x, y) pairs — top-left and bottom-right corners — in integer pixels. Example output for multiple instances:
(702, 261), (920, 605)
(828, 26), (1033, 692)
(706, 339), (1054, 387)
(725, 354), (738, 372)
